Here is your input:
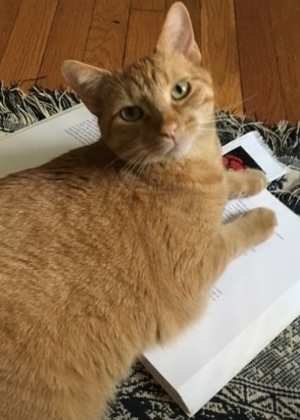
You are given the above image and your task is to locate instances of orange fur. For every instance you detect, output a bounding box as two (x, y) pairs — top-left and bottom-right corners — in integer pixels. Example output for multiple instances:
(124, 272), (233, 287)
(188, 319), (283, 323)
(0, 3), (277, 419)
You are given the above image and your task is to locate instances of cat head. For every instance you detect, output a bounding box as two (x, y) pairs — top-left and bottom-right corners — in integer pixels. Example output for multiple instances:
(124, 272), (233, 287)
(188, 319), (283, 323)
(62, 2), (215, 165)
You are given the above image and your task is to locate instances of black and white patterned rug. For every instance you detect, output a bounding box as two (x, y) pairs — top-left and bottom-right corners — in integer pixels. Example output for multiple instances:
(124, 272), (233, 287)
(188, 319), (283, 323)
(1, 84), (300, 420)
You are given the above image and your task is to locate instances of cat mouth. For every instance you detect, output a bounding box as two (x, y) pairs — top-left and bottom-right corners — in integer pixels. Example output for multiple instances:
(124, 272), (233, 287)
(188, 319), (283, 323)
(163, 137), (193, 159)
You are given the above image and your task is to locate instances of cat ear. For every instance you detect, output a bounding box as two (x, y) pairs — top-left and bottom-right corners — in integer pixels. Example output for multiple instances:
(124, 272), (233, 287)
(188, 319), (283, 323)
(156, 2), (201, 65)
(61, 60), (111, 115)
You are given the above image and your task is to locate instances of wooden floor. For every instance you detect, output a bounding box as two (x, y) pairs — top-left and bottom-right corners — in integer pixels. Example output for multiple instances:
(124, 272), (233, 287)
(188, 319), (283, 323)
(0, 0), (299, 124)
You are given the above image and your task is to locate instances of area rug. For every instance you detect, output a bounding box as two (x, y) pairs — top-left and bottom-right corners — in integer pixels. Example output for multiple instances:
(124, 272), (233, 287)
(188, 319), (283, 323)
(1, 84), (300, 420)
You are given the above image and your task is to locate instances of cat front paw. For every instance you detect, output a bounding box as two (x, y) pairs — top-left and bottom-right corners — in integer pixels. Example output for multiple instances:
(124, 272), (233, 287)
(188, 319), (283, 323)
(226, 169), (267, 199)
(242, 169), (267, 197)
(244, 207), (277, 244)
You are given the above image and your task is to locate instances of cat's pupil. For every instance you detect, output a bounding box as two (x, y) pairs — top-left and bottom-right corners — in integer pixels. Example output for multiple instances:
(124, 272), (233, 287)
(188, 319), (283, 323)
(127, 108), (135, 117)
(176, 85), (184, 94)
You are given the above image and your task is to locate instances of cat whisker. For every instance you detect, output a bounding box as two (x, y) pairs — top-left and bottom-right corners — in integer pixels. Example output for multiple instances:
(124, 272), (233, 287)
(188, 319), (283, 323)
(128, 156), (143, 177)
(191, 127), (229, 137)
(212, 92), (260, 121)
(102, 154), (122, 172)
(116, 152), (150, 192)
(118, 148), (149, 177)
(135, 154), (150, 179)
(206, 129), (232, 134)
(102, 142), (152, 174)
(119, 155), (140, 176)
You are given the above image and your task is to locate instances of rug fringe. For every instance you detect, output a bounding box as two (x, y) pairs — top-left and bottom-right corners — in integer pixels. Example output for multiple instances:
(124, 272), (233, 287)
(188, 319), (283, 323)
(0, 83), (80, 133)
(216, 110), (300, 162)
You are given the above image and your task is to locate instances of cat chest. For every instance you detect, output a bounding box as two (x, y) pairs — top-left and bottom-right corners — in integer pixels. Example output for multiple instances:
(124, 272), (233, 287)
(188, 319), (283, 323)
(130, 189), (224, 252)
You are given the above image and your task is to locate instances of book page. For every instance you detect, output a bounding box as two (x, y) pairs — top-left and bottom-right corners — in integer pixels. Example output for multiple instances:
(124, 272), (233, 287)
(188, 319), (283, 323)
(0, 104), (99, 178)
(143, 190), (300, 391)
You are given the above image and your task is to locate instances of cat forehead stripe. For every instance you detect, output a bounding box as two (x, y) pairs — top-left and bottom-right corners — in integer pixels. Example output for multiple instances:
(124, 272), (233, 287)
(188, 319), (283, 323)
(123, 56), (168, 90)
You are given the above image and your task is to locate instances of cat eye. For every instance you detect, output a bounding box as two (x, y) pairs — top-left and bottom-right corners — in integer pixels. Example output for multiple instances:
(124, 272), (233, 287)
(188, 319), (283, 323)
(171, 81), (190, 100)
(120, 106), (143, 122)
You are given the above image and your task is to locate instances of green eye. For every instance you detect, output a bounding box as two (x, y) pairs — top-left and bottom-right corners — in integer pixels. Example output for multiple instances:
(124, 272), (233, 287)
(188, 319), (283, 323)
(120, 106), (143, 122)
(171, 81), (190, 100)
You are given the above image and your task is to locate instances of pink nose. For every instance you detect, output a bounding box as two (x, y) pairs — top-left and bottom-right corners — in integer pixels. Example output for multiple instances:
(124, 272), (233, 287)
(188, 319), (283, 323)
(159, 120), (178, 140)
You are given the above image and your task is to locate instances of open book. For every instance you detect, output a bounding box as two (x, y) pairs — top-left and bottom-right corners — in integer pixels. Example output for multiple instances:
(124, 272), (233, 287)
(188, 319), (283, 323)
(0, 104), (299, 417)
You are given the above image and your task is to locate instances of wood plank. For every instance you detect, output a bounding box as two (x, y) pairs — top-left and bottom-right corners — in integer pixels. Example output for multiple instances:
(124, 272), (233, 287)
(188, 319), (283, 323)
(125, 1), (200, 67)
(0, 0), (23, 68)
(234, 0), (285, 124)
(132, 0), (165, 12)
(268, 0), (300, 124)
(0, 0), (58, 87)
(201, 0), (243, 115)
(165, 0), (201, 46)
(38, 0), (96, 89)
(84, 0), (130, 71)
(123, 9), (164, 67)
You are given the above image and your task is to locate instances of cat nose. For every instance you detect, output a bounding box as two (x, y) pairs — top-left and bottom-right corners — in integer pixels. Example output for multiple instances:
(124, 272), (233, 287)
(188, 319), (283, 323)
(159, 120), (178, 141)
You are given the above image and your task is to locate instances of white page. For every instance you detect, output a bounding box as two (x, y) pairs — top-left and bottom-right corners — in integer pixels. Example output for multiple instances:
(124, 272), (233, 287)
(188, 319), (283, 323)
(0, 104), (99, 178)
(172, 276), (300, 416)
(143, 190), (300, 399)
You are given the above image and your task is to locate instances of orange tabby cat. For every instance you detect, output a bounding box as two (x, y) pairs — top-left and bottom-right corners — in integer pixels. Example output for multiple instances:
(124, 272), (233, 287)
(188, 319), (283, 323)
(0, 2), (276, 419)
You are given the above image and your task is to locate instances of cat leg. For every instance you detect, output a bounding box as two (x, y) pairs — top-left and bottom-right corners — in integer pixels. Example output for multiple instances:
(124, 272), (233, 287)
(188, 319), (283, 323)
(157, 208), (276, 343)
(225, 169), (267, 199)
(203, 207), (277, 279)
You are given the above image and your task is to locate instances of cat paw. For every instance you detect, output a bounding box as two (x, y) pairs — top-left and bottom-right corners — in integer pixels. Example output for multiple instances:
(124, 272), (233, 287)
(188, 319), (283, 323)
(226, 169), (267, 199)
(244, 207), (277, 243)
(242, 169), (267, 197)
